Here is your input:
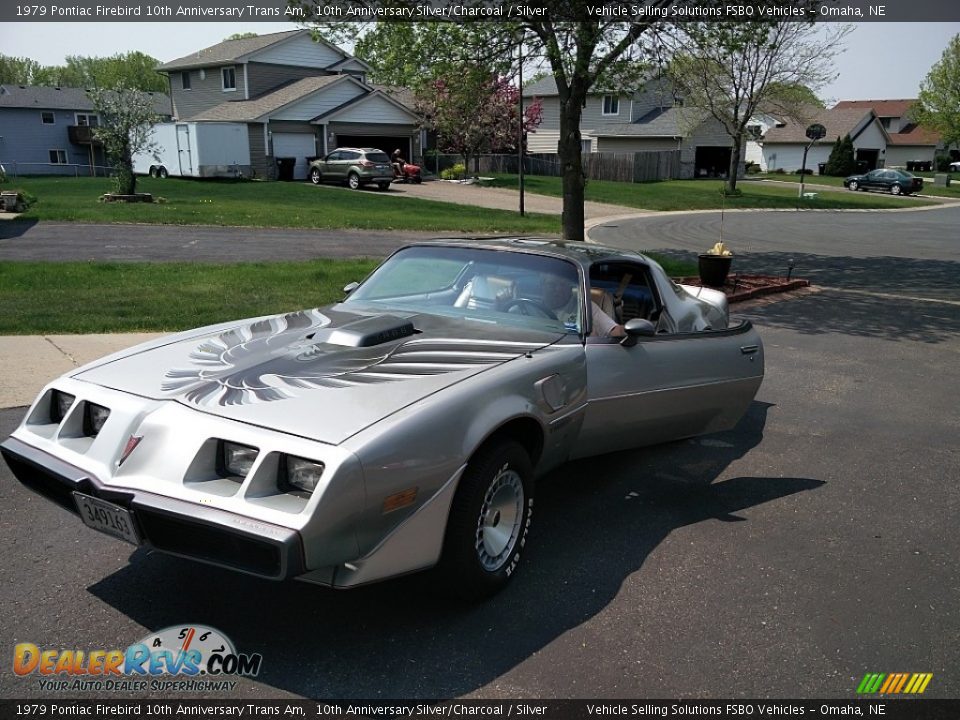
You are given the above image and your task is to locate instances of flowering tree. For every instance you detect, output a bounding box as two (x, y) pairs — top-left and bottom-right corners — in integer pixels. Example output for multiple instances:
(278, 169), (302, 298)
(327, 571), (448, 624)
(416, 72), (543, 175)
(89, 85), (159, 196)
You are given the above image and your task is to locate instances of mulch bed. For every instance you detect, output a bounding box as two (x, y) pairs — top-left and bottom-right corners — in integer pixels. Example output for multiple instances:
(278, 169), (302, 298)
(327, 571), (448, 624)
(676, 274), (811, 304)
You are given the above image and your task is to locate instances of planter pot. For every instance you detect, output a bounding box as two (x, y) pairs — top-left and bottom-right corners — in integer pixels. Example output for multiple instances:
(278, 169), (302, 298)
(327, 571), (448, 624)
(698, 254), (733, 288)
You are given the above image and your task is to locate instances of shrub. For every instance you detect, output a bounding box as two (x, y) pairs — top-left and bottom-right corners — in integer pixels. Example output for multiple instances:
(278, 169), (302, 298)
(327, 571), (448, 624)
(441, 163), (466, 180)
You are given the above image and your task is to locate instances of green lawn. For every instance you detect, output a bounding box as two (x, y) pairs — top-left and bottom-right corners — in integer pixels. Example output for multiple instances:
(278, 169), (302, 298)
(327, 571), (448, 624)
(491, 174), (937, 210)
(0, 260), (379, 334)
(0, 254), (695, 334)
(756, 172), (960, 199)
(5, 176), (560, 234)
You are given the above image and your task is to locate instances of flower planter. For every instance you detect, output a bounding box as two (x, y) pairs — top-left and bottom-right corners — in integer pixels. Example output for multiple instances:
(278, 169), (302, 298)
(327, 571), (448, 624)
(698, 254), (733, 288)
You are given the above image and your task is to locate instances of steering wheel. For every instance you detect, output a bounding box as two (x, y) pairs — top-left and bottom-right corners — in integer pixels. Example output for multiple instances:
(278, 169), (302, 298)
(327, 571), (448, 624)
(502, 298), (557, 319)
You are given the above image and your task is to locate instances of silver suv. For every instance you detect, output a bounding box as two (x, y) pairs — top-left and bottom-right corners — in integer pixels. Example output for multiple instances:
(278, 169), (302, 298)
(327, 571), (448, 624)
(308, 148), (394, 190)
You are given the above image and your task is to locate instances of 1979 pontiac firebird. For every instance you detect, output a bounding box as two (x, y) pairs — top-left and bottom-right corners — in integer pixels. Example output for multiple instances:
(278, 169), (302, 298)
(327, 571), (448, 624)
(2, 239), (764, 598)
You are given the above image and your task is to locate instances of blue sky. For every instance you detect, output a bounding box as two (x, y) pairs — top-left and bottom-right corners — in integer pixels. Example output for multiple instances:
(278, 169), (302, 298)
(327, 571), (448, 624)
(2, 21), (959, 102)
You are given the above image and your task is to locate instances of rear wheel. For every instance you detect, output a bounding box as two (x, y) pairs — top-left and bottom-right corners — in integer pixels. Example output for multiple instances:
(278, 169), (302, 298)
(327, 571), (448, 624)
(848, 180), (859, 191)
(347, 172), (361, 190)
(157, 166), (168, 179)
(439, 439), (534, 599)
(377, 182), (390, 191)
(891, 184), (902, 195)
(149, 166), (159, 178)
(413, 174), (423, 184)
(309, 167), (322, 185)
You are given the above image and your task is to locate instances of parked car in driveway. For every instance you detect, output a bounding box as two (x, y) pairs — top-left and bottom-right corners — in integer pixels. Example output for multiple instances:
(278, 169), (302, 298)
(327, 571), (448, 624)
(1, 239), (764, 599)
(308, 148), (394, 190)
(949, 161), (960, 172)
(843, 169), (923, 195)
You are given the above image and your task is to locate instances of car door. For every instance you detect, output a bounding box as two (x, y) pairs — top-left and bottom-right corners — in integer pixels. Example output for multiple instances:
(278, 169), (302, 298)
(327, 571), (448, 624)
(572, 262), (764, 459)
(319, 150), (341, 179)
(862, 170), (882, 190)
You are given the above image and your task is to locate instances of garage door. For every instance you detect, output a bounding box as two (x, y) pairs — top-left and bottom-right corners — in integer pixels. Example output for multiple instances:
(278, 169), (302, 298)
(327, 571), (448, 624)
(337, 135), (411, 160)
(272, 133), (317, 180)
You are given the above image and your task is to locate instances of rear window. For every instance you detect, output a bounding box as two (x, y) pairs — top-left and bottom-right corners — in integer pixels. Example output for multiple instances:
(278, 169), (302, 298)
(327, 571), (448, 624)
(366, 152), (390, 163)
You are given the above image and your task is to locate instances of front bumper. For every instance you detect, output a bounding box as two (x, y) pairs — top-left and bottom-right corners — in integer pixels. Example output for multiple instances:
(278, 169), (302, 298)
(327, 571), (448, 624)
(1, 436), (305, 581)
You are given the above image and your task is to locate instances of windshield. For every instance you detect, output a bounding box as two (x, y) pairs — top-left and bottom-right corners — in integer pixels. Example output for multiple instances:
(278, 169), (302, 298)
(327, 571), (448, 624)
(344, 245), (583, 334)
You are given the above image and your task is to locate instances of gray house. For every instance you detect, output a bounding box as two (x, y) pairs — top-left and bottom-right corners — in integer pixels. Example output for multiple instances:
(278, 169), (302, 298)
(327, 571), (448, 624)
(158, 30), (422, 180)
(0, 85), (170, 176)
(522, 76), (742, 179)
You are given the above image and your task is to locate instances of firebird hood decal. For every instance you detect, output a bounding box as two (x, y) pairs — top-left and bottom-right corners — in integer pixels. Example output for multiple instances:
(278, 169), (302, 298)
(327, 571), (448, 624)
(74, 307), (560, 444)
(161, 311), (544, 407)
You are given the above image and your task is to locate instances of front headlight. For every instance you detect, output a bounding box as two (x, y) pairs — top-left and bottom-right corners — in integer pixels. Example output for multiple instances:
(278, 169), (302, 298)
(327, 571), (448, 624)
(219, 441), (258, 479)
(83, 402), (111, 437)
(280, 455), (324, 495)
(50, 390), (75, 423)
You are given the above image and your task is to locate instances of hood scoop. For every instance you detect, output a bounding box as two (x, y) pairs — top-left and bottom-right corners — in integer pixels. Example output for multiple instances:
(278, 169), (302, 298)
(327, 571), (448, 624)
(325, 314), (417, 348)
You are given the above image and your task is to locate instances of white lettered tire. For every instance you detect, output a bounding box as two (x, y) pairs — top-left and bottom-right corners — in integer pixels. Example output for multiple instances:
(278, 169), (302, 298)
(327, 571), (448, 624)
(440, 439), (534, 599)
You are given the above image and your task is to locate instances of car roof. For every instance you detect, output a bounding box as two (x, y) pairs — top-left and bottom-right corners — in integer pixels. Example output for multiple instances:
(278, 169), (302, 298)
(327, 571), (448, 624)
(401, 237), (656, 270)
(331, 147), (387, 154)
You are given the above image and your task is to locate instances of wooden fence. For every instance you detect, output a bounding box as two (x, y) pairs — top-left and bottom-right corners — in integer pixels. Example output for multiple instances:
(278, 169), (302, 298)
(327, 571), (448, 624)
(427, 151), (681, 183)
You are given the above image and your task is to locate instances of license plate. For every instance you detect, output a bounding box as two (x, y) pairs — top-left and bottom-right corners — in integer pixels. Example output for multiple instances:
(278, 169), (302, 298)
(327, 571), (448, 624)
(73, 492), (140, 545)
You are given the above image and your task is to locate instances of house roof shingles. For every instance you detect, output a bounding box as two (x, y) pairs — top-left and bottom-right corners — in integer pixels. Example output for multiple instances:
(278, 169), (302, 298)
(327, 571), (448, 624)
(189, 76), (347, 122)
(762, 108), (876, 144)
(159, 30), (307, 71)
(594, 106), (706, 138)
(832, 98), (941, 146)
(0, 84), (170, 115)
(833, 99), (917, 117)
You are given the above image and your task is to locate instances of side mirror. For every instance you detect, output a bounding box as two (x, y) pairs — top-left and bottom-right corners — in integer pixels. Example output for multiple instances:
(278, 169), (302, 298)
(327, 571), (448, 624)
(620, 318), (656, 347)
(342, 281), (359, 294)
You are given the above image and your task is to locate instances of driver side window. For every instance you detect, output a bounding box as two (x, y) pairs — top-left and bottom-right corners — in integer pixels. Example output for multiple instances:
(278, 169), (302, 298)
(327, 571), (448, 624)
(588, 262), (661, 331)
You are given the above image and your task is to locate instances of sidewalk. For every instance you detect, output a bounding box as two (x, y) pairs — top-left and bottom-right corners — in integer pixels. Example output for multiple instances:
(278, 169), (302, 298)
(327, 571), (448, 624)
(0, 333), (162, 409)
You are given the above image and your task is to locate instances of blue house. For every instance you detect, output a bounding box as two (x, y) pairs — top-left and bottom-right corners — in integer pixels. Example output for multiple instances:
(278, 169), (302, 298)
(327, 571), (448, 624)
(0, 85), (171, 176)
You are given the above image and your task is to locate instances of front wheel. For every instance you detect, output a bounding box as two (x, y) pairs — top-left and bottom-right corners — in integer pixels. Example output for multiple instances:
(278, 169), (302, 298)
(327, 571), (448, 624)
(891, 184), (902, 195)
(309, 168), (322, 185)
(149, 166), (159, 178)
(157, 166), (168, 179)
(377, 182), (390, 191)
(439, 440), (534, 599)
(412, 174), (422, 185)
(347, 172), (360, 190)
(848, 180), (859, 191)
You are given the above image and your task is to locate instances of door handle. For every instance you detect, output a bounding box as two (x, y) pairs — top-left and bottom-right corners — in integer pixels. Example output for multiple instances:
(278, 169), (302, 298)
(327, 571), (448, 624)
(740, 345), (759, 355)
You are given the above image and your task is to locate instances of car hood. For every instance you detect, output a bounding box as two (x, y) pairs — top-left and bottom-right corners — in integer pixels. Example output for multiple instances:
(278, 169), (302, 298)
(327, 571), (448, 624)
(72, 306), (561, 445)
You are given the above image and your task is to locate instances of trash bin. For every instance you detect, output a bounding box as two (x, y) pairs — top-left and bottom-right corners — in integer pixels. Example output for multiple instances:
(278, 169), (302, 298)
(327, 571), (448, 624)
(817, 162), (827, 175)
(276, 157), (296, 181)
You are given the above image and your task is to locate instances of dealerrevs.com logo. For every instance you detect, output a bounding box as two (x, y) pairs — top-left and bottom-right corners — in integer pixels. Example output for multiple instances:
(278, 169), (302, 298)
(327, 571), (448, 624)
(13, 625), (262, 692)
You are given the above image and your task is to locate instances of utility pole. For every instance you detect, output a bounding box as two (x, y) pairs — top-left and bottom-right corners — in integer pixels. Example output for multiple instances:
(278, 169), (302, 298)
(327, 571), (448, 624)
(518, 38), (525, 217)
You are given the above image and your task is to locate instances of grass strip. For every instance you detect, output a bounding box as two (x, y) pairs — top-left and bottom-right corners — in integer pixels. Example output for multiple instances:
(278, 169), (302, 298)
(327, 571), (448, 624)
(0, 253), (695, 334)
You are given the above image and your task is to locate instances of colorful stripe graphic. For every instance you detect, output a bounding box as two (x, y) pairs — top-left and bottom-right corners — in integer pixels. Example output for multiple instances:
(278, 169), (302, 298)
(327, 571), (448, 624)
(857, 673), (933, 694)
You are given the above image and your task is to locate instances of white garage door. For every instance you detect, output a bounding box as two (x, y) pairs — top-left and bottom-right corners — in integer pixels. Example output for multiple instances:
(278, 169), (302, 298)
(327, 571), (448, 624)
(272, 133), (317, 180)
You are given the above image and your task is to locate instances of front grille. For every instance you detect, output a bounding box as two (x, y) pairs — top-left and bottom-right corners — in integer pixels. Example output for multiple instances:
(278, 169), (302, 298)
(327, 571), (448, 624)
(135, 508), (282, 578)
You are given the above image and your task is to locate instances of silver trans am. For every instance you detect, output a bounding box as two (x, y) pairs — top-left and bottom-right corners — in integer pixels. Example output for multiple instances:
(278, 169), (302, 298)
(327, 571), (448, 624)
(2, 239), (764, 597)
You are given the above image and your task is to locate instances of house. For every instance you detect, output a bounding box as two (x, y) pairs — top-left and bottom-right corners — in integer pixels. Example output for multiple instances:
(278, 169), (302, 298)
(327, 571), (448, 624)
(0, 84), (171, 176)
(832, 99), (944, 169)
(761, 107), (887, 174)
(521, 76), (743, 179)
(157, 30), (422, 180)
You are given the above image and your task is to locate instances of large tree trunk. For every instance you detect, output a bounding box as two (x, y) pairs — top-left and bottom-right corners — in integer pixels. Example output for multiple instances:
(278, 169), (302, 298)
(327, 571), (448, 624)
(558, 95), (586, 242)
(726, 133), (743, 194)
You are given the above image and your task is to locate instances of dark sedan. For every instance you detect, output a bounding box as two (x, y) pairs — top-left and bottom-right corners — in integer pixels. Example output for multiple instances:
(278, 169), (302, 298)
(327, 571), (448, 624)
(843, 169), (923, 195)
